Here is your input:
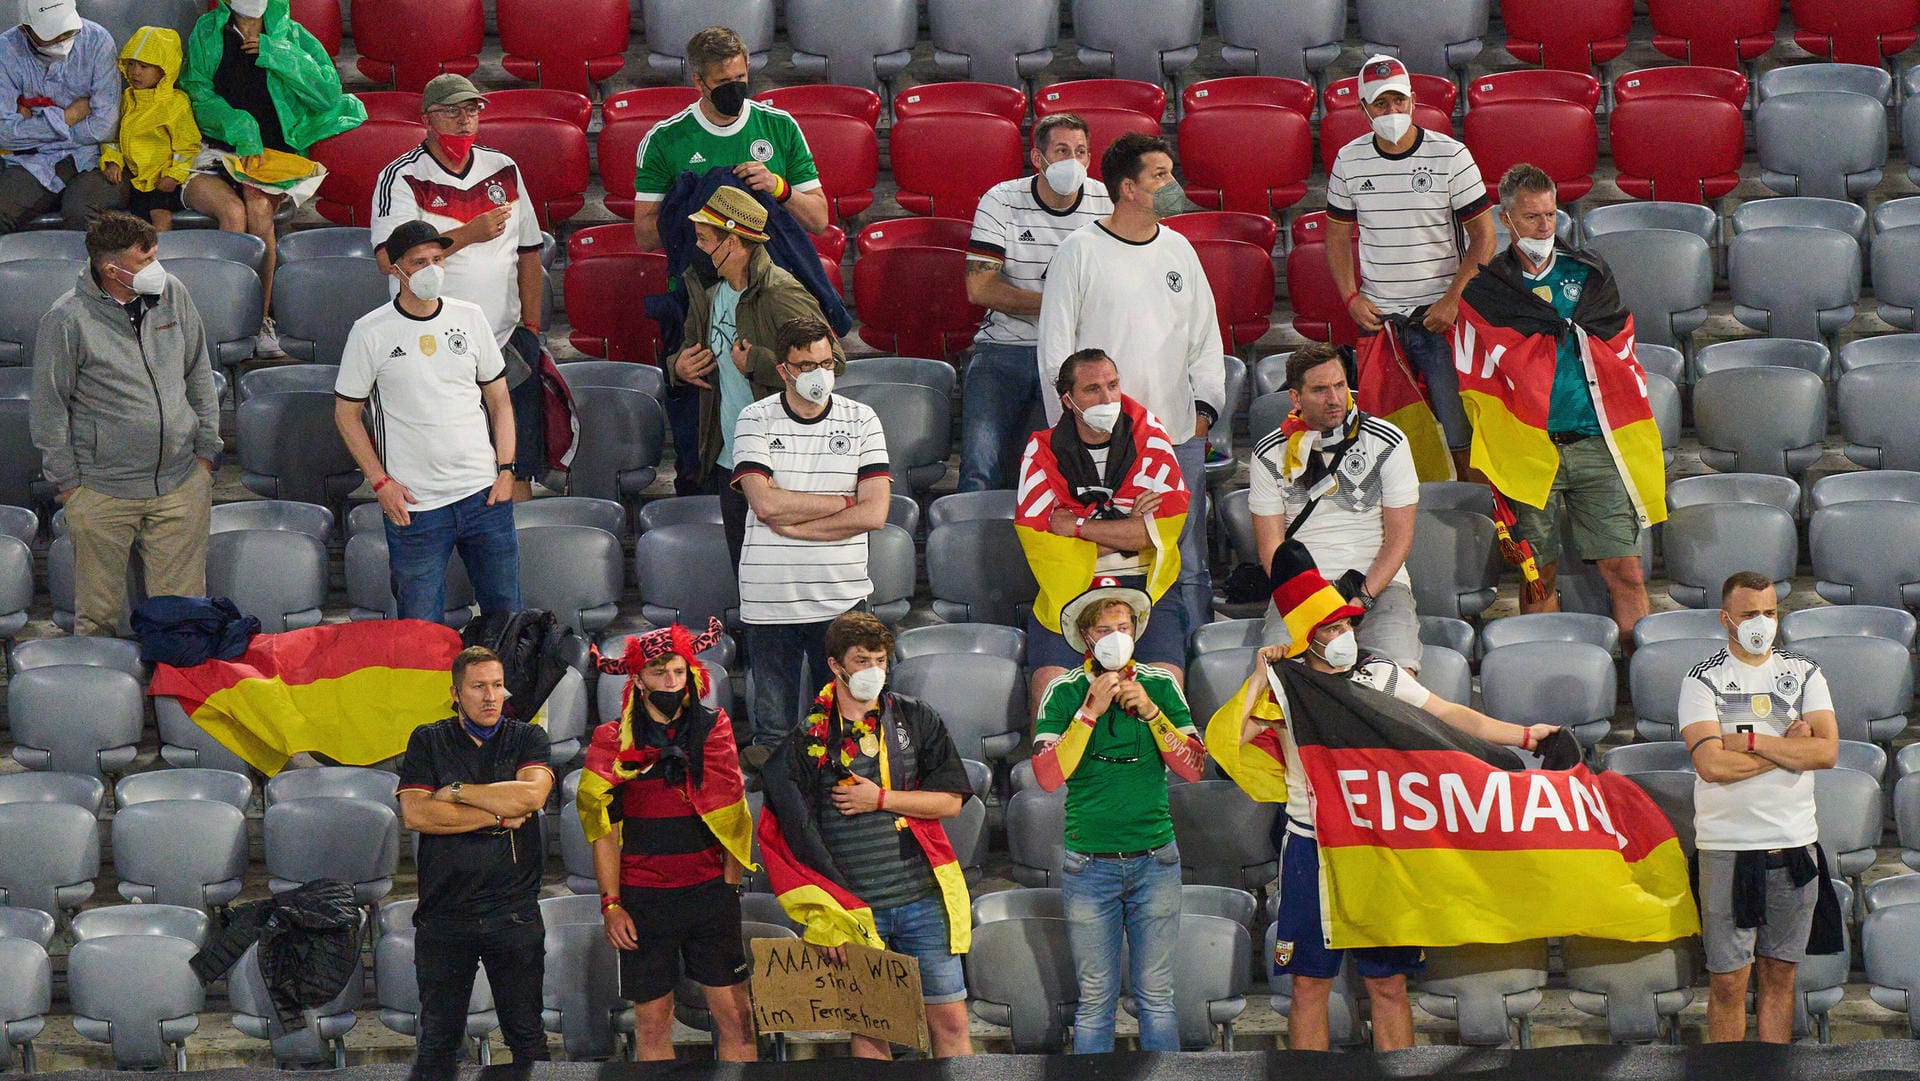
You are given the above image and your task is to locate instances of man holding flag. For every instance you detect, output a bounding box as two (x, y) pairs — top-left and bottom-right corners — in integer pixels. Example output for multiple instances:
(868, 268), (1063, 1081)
(1453, 164), (1663, 641)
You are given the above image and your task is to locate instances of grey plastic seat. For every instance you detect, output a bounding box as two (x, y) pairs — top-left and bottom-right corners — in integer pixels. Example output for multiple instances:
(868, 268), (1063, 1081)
(1632, 608), (1730, 648)
(894, 622), (1025, 662)
(271, 256), (401, 365)
(928, 516), (1038, 626)
(841, 355), (958, 397)
(8, 665), (142, 781)
(276, 226), (373, 263)
(0, 907), (56, 947)
(68, 934), (202, 1069)
(238, 391), (364, 508)
(343, 529), (477, 625)
(264, 766), (399, 812)
(229, 941), (362, 1067)
(787, 0), (915, 90)
(1756, 92), (1887, 200)
(0, 229), (86, 262)
(1878, 196), (1920, 232)
(1186, 646), (1259, 729)
(0, 258), (86, 364)
(1636, 344), (1686, 386)
(1694, 338), (1830, 381)
(1246, 390), (1290, 448)
(1759, 63), (1893, 103)
(515, 524), (623, 635)
(635, 494), (720, 533)
(1729, 197), (1868, 245)
(569, 385), (665, 502)
(1071, 0), (1201, 85)
(839, 382), (950, 493)
(0, 400), (37, 515)
(1357, 0), (1488, 81)
(1866, 874), (1920, 912)
(973, 887), (1065, 925)
(1837, 334), (1920, 374)
(1479, 612), (1620, 655)
(154, 696), (252, 774)
(1417, 939), (1549, 1048)
(1214, 486), (1257, 572)
(0, 504), (32, 544)
(1602, 741), (1695, 774)
(0, 801), (99, 918)
(1005, 786), (1067, 887)
(855, 520), (911, 625)
(1582, 203), (1718, 247)
(1216, 0), (1344, 82)
(1119, 912), (1249, 1049)
(209, 499), (335, 543)
(555, 359), (665, 399)
(1663, 503), (1797, 608)
(1873, 225), (1920, 329)
(536, 668), (591, 769)
(512, 496), (627, 538)
(1642, 371), (1680, 469)
(1816, 767), (1885, 888)
(1585, 230), (1713, 350)
(0, 936), (49, 1072)
(117, 768), (254, 810)
(71, 905), (210, 947)
(1562, 935), (1696, 1043)
(928, 490), (1015, 529)
(1419, 480), (1494, 516)
(208, 528), (328, 633)
(966, 917), (1079, 1052)
(539, 904), (624, 1059)
(165, 257), (264, 383)
(236, 363), (341, 404)
(1865, 903), (1920, 1036)
(375, 898), (499, 1058)
(1839, 364), (1920, 471)
(1169, 780), (1277, 891)
(1481, 641), (1616, 750)
(893, 652), (1022, 762)
(641, 0), (774, 76)
(0, 534), (27, 642)
(1810, 500), (1920, 610)
(1794, 880), (1856, 1041)
(1693, 367), (1827, 479)
(557, 771), (596, 895)
(929, 0), (1055, 86)
(1628, 636), (1729, 741)
(945, 792), (990, 881)
(1190, 617), (1265, 657)
(1406, 508), (1502, 619)
(1782, 603), (1917, 647)
(264, 796), (400, 904)
(1729, 228), (1861, 345)
(1835, 739), (1891, 779)
(1790, 635), (1913, 744)
(1665, 472), (1802, 515)
(635, 522), (739, 630)
(1419, 615), (1477, 656)
(157, 230), (268, 275)
(112, 800), (249, 909)
(1419, 644), (1471, 704)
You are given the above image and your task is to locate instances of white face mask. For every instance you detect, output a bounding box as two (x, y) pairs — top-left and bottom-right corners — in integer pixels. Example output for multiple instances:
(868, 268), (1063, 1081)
(844, 665), (886, 703)
(31, 35), (72, 59)
(1091, 630), (1134, 671)
(1043, 157), (1086, 196)
(1732, 614), (1776, 656)
(404, 262), (445, 302)
(227, 0), (268, 17)
(1369, 111), (1413, 144)
(1514, 235), (1556, 265)
(1077, 400), (1121, 433)
(794, 367), (834, 404)
(117, 260), (166, 296)
(1316, 629), (1359, 670)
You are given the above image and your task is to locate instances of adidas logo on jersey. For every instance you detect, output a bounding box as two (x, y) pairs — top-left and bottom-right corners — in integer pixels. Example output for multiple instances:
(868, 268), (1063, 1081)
(1018, 229), (1035, 242)
(689, 151), (707, 164)
(389, 346), (407, 358)
(429, 195), (447, 207)
(1358, 179), (1376, 192)
(768, 437), (786, 450)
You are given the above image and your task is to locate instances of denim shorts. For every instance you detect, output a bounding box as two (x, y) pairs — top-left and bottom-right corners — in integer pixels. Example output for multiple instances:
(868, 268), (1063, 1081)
(871, 893), (967, 1004)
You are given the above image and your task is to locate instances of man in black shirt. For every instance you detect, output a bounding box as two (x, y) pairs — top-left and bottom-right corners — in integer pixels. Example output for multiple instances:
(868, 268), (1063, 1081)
(398, 645), (555, 1081)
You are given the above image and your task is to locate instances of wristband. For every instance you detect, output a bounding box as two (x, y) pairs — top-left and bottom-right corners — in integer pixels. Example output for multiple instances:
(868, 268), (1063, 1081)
(1073, 518), (1086, 539)
(1521, 729), (1532, 751)
(876, 789), (886, 811)
(1073, 708), (1097, 727)
(372, 476), (391, 493)
(1747, 731), (1756, 753)
(602, 895), (622, 913)
(772, 175), (790, 203)
(844, 495), (856, 509)
(1343, 291), (1360, 307)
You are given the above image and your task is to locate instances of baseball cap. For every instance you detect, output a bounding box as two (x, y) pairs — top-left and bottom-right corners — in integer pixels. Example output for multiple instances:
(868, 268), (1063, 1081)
(1358, 55), (1413, 103)
(687, 186), (771, 244)
(23, 0), (81, 40)
(381, 220), (453, 263)
(421, 73), (487, 113)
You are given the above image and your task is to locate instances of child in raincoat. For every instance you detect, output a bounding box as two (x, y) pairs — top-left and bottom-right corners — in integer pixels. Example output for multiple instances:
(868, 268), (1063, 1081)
(100, 27), (199, 230)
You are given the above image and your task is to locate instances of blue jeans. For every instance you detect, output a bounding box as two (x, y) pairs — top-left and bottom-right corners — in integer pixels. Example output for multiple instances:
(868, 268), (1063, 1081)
(958, 342), (1043, 493)
(743, 617), (836, 747)
(1396, 322), (1471, 451)
(385, 488), (520, 623)
(1060, 839), (1183, 1053)
(1172, 435), (1210, 635)
(871, 894), (969, 1004)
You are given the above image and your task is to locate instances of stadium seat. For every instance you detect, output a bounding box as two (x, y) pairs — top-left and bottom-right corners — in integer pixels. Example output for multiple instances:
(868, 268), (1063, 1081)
(111, 800), (247, 910)
(513, 525), (623, 636)
(893, 653), (1022, 762)
(0, 258), (84, 364)
(1613, 65), (1750, 109)
(1561, 936), (1697, 1043)
(1877, 194), (1920, 231)
(1583, 230), (1713, 350)
(1581, 202), (1718, 249)
(895, 623), (1025, 664)
(787, 112), (878, 221)
(77, 0), (197, 46)
(1481, 641), (1616, 750)
(1792, 0), (1920, 64)
(564, 253), (666, 362)
(1316, 100), (1454, 175)
(1786, 606), (1919, 652)
(1609, 95), (1744, 203)
(1324, 71), (1460, 115)
(1810, 501), (1920, 611)
(264, 796), (400, 904)
(375, 898), (499, 1058)
(1183, 76), (1316, 117)
(787, 0), (916, 91)
(1662, 502), (1797, 607)
(1165, 211), (1279, 252)
(1757, 92), (1888, 200)
(1876, 225), (1920, 330)
(634, 495), (721, 534)
(1463, 99), (1598, 203)
(9, 665), (141, 782)
(838, 382), (951, 493)
(855, 217), (971, 254)
(1478, 612), (1620, 655)
(1215, 0), (1344, 83)
(1177, 106), (1312, 216)
(567, 385), (665, 503)
(892, 82), (1025, 125)
(539, 902), (626, 1058)
(1180, 237), (1273, 353)
(1647, 0), (1780, 71)
(276, 226), (373, 264)
(1168, 780), (1278, 892)
(466, 117), (588, 229)
(641, 0), (775, 77)
(1467, 70), (1603, 111)
(840, 355), (958, 398)
(1839, 366), (1920, 471)
(1665, 472), (1802, 516)
(67, 934), (201, 1070)
(853, 246), (983, 359)
(1417, 940), (1550, 1047)
(8, 636), (140, 681)
(1758, 63), (1895, 104)
(355, 90), (423, 124)
(1634, 608), (1731, 648)
(351, 0), (483, 91)
(1730, 228), (1860, 345)
(0, 534), (25, 643)
(116, 769), (252, 812)
(1818, 767), (1885, 894)
(0, 937), (49, 1072)
(1356, 0), (1488, 81)
(1865, 903), (1920, 1036)
(926, 491), (1015, 531)
(1791, 635), (1914, 744)
(973, 889), (1066, 926)
(1694, 367), (1826, 479)
(209, 504), (334, 554)
(509, 498), (629, 543)
(756, 84), (883, 128)
(1119, 912), (1250, 1049)
(0, 230), (85, 262)
(927, 517), (1038, 626)
(285, 0), (342, 55)
(73, 905), (208, 947)
(238, 391), (363, 511)
(164, 256), (262, 386)
(1416, 615), (1476, 658)
(1603, 742), (1696, 775)
(1694, 338), (1830, 381)
(310, 120), (428, 226)
(1286, 212), (1361, 345)
(0, 771), (105, 816)
(1645, 372), (1681, 465)
(1004, 786), (1069, 887)
(0, 801), (98, 919)
(229, 941), (362, 1068)
(1730, 197), (1868, 247)
(1034, 79), (1167, 146)
(1500, 0), (1632, 73)
(967, 917), (1078, 1051)
(157, 229), (267, 275)
(204, 529), (327, 634)
(1070, 0), (1202, 86)
(890, 112), (1024, 218)
(1406, 509), (1502, 619)
(343, 529), (476, 626)
(474, 89), (593, 132)
(595, 87), (702, 221)
(497, 0), (628, 94)
(927, 0), (1056, 87)
(635, 523), (739, 631)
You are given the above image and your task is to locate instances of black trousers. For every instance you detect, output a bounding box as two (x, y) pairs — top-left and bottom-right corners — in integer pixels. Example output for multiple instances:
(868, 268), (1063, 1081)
(412, 915), (548, 1081)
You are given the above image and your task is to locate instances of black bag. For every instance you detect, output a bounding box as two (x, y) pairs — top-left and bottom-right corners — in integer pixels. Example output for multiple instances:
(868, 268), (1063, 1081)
(460, 609), (577, 721)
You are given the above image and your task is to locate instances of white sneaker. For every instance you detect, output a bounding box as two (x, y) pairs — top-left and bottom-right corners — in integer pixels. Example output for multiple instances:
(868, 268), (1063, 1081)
(255, 316), (288, 360)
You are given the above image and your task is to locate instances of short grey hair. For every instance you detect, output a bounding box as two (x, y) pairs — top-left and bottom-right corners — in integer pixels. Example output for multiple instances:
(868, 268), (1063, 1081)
(1496, 163), (1556, 212)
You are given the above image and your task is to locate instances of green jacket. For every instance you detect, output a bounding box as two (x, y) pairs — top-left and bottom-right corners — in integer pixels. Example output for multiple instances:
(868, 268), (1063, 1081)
(181, 0), (363, 157)
(672, 245), (846, 475)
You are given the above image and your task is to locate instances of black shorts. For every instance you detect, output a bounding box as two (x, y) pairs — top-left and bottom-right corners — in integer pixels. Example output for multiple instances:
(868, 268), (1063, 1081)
(618, 878), (748, 1003)
(128, 185), (183, 221)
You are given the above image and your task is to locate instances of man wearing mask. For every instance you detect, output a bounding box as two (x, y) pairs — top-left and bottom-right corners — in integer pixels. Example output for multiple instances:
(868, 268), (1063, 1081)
(371, 73), (546, 501)
(1248, 343), (1421, 670)
(669, 187), (843, 566)
(1038, 131), (1223, 638)
(31, 210), (217, 637)
(577, 618), (758, 1063)
(1325, 56), (1495, 477)
(0, 0), (128, 233)
(1031, 582), (1204, 1053)
(959, 114), (1112, 493)
(1016, 349), (1190, 714)
(756, 611), (976, 1060)
(1681, 571), (1839, 1044)
(731, 317), (889, 762)
(333, 221), (520, 624)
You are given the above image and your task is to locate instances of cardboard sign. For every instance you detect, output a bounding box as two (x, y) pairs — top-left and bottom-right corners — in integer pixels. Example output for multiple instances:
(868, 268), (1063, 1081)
(748, 938), (929, 1051)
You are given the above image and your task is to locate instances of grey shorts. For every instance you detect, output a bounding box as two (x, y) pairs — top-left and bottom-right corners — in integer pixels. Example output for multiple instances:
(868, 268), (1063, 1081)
(1507, 438), (1644, 568)
(1262, 580), (1421, 672)
(1697, 848), (1820, 973)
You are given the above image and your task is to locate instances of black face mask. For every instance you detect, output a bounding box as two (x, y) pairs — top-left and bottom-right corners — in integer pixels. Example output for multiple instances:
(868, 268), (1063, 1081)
(686, 244), (719, 287)
(646, 688), (687, 719)
(706, 79), (749, 118)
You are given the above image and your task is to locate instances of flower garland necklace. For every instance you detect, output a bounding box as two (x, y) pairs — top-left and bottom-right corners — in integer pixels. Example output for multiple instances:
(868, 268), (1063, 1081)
(801, 683), (880, 769)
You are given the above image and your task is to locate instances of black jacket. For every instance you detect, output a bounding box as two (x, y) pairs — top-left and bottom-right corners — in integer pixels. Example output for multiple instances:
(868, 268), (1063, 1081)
(1462, 244), (1630, 341)
(192, 878), (363, 1029)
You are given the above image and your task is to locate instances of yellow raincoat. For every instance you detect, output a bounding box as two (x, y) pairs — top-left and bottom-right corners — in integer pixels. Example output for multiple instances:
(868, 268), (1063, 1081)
(101, 27), (200, 191)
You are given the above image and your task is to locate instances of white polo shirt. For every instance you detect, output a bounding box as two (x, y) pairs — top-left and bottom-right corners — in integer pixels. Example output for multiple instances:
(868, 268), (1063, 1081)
(1679, 647), (1832, 851)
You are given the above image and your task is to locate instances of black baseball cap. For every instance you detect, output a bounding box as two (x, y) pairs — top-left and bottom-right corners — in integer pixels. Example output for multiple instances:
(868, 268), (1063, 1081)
(382, 220), (453, 263)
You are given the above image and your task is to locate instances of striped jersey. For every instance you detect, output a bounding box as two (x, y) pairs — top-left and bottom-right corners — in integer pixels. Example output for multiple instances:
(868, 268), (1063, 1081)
(1326, 128), (1490, 311)
(731, 394), (890, 624)
(967, 174), (1112, 346)
(1679, 647), (1831, 850)
(633, 99), (821, 202)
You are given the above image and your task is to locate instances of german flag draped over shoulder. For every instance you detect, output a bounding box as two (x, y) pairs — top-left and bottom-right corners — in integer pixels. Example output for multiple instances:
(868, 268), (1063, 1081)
(1276, 659), (1699, 949)
(573, 708), (755, 872)
(1015, 394), (1188, 635)
(1354, 327), (1455, 482)
(147, 620), (464, 775)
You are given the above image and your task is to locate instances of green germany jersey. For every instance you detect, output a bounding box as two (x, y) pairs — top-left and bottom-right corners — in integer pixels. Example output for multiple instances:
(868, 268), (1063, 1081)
(633, 99), (822, 199)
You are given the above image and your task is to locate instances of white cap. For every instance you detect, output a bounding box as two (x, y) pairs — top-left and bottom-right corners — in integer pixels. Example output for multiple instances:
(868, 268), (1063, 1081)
(1358, 55), (1413, 103)
(22, 0), (81, 40)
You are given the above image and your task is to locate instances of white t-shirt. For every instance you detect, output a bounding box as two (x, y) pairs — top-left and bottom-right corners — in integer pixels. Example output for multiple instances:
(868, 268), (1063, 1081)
(1679, 647), (1832, 851)
(731, 394), (890, 625)
(968, 174), (1112, 346)
(1036, 222), (1225, 444)
(1279, 658), (1431, 830)
(370, 143), (545, 346)
(1326, 128), (1489, 312)
(1248, 412), (1420, 588)
(335, 297), (506, 513)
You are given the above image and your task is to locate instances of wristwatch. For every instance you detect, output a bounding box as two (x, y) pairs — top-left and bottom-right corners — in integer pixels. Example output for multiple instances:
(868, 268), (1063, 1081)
(450, 782), (464, 804)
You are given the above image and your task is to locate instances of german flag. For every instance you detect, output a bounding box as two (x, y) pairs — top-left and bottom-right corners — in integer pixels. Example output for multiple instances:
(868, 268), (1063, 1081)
(1204, 669), (1290, 805)
(1277, 659), (1699, 948)
(147, 620), (464, 775)
(574, 708), (755, 874)
(1354, 326), (1455, 482)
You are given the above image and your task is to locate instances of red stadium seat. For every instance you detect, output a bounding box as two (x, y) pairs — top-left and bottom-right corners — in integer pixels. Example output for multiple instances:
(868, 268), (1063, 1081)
(351, 0), (483, 92)
(890, 113), (1024, 219)
(1791, 0), (1920, 64)
(1610, 95), (1745, 203)
(755, 85), (883, 128)
(1188, 237), (1275, 352)
(1463, 100), (1598, 202)
(813, 224), (848, 264)
(1163, 211), (1279, 252)
(567, 224), (645, 263)
(1613, 66), (1749, 108)
(1287, 213), (1361, 347)
(1061, 109), (1162, 181)
(310, 120), (427, 226)
(565, 251), (667, 362)
(1182, 76), (1315, 118)
(1316, 104), (1453, 176)
(483, 89), (592, 131)
(789, 113), (878, 222)
(596, 88), (702, 221)
(1325, 72), (1457, 115)
(892, 82), (1027, 125)
(1648, 0), (1780, 70)
(853, 246), (983, 360)
(855, 217), (972, 255)
(1034, 79), (1167, 123)
(355, 91), (422, 124)
(498, 0), (628, 95)
(1177, 105), (1311, 216)
(477, 117), (591, 228)
(1501, 0), (1631, 72)
(1466, 70), (1602, 112)
(289, 0), (342, 57)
